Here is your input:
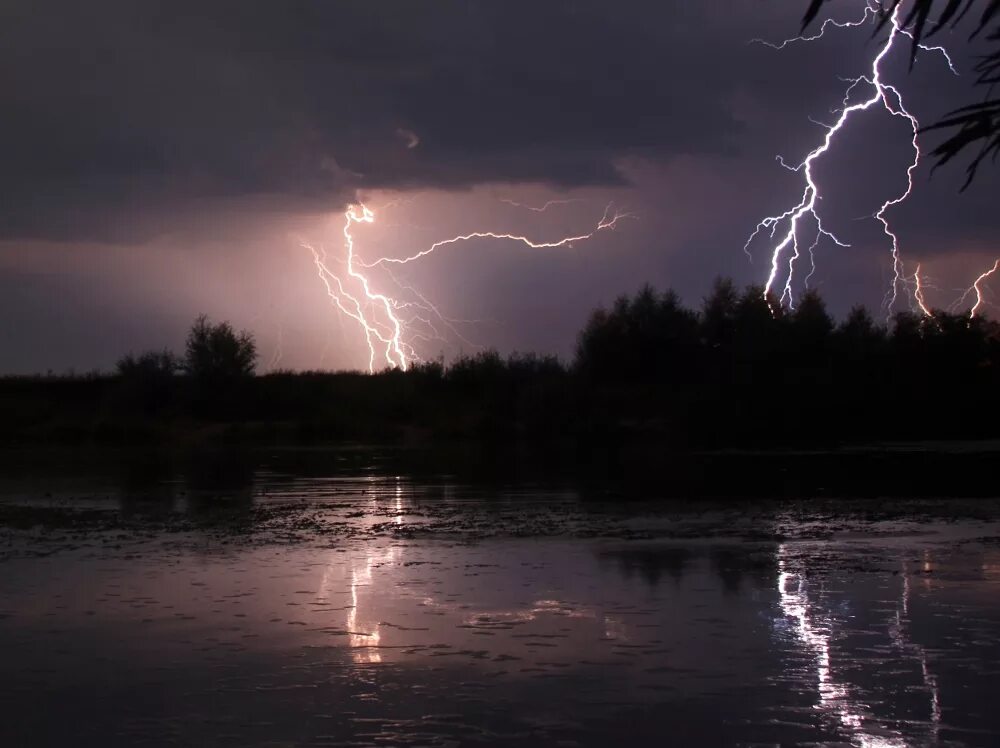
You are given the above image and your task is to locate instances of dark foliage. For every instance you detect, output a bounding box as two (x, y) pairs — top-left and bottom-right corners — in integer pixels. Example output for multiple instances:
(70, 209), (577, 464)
(802, 0), (1000, 186)
(576, 281), (1000, 446)
(183, 315), (257, 417)
(184, 315), (257, 382)
(117, 350), (179, 380)
(114, 350), (180, 416)
(0, 289), (998, 449)
(575, 285), (700, 384)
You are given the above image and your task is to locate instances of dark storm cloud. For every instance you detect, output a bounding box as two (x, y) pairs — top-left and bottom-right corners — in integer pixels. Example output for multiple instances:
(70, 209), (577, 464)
(0, 0), (747, 241)
(4, 0), (999, 375)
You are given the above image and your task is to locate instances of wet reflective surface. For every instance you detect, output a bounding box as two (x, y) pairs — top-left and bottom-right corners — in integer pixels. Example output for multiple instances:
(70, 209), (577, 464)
(1, 450), (999, 746)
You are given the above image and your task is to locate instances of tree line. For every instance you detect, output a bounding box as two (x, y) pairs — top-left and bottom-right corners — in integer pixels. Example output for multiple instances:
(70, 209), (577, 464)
(3, 280), (999, 447)
(575, 280), (1000, 445)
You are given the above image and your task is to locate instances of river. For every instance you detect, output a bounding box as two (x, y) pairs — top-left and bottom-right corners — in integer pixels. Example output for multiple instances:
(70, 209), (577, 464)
(1, 449), (998, 746)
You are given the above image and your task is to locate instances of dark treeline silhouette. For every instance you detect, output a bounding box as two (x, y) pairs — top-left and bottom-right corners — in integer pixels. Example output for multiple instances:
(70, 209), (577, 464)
(576, 280), (1000, 446)
(1, 281), (999, 449)
(116, 315), (256, 418)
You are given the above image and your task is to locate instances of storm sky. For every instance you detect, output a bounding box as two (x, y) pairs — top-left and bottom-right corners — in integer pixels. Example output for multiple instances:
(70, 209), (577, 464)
(2, 0), (998, 373)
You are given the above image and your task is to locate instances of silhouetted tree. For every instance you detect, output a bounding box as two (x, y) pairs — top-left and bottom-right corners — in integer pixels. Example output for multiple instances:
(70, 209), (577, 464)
(576, 284), (699, 383)
(702, 277), (739, 348)
(792, 290), (834, 340)
(573, 278), (1000, 446)
(116, 350), (179, 379)
(115, 349), (180, 415)
(14, 277), (1000, 449)
(891, 310), (924, 347)
(184, 315), (257, 383)
(182, 316), (257, 418)
(838, 305), (886, 346)
(575, 307), (618, 381)
(732, 285), (785, 360)
(446, 349), (506, 388)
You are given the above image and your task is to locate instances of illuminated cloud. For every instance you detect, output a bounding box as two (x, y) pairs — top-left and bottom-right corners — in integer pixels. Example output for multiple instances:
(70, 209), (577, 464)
(1, 1), (998, 371)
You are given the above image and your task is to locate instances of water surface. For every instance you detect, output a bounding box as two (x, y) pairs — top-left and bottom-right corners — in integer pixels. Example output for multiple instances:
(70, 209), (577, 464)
(1, 450), (998, 746)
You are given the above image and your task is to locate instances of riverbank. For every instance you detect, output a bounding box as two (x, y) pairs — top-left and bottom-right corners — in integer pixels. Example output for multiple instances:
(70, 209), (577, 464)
(2, 441), (1000, 504)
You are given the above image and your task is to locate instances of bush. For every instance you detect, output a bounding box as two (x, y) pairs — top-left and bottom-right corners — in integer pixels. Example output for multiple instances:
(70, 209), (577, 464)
(116, 350), (179, 379)
(184, 315), (257, 383)
(114, 350), (180, 415)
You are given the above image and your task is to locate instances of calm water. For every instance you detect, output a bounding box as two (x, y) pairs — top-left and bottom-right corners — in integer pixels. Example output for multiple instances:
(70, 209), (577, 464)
(1, 450), (999, 746)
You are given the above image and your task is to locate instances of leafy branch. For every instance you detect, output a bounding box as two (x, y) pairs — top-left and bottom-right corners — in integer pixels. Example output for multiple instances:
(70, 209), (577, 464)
(802, 0), (1000, 187)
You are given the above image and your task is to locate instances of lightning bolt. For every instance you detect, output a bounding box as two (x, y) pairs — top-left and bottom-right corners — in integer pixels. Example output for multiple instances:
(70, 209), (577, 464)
(382, 266), (484, 352)
(952, 258), (1000, 318)
(746, 2), (957, 315)
(750, 3), (877, 50)
(912, 264), (933, 317)
(305, 237), (408, 373)
(752, 3), (958, 75)
(307, 200), (634, 371)
(499, 197), (585, 212)
(358, 202), (632, 268)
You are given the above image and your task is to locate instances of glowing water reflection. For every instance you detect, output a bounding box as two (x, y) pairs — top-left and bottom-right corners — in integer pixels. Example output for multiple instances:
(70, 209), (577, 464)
(3, 460), (1000, 747)
(777, 543), (941, 747)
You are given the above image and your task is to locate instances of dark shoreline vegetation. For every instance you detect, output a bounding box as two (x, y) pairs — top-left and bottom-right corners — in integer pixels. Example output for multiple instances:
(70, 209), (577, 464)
(2, 280), (1000, 455)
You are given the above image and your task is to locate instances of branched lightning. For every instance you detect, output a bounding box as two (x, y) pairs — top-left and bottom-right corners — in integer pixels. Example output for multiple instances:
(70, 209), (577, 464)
(358, 202), (633, 268)
(305, 238), (408, 373)
(968, 260), (1000, 319)
(951, 258), (1000, 318)
(746, 2), (958, 315)
(382, 266), (484, 352)
(499, 197), (584, 212)
(750, 3), (876, 50)
(307, 201), (633, 371)
(752, 3), (957, 74)
(912, 264), (933, 317)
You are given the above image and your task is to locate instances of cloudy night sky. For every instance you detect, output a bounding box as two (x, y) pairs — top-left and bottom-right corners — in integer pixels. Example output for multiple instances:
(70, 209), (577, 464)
(2, 0), (997, 373)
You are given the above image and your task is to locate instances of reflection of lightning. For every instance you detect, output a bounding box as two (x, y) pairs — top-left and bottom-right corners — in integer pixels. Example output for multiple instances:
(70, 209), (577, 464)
(345, 546), (399, 664)
(777, 562), (852, 728)
(747, 3), (957, 314)
(307, 200), (632, 371)
(891, 563), (941, 742)
(777, 543), (940, 745)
